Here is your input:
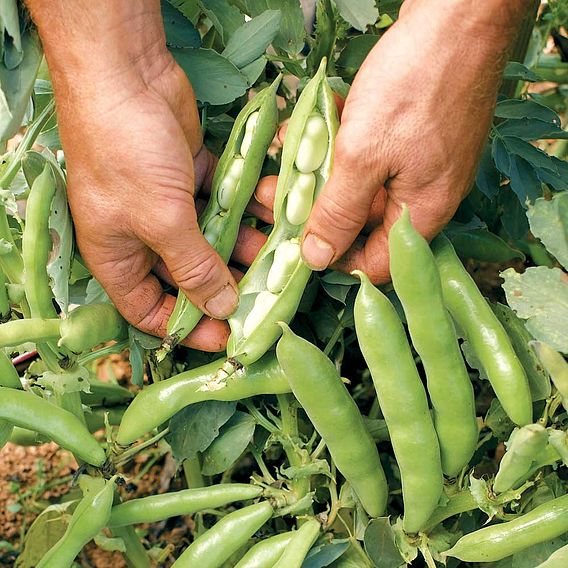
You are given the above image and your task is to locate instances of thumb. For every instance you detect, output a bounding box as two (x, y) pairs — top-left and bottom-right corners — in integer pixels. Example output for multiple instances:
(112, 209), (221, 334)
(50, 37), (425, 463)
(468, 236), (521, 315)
(149, 209), (238, 320)
(301, 132), (385, 271)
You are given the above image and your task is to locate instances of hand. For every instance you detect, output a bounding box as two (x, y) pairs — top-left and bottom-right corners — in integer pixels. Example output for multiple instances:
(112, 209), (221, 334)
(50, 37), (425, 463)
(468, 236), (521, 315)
(294, 0), (532, 283)
(28, 1), (272, 351)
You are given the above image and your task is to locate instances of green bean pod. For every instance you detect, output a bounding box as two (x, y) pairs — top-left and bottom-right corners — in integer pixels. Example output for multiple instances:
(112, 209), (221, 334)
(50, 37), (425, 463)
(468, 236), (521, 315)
(172, 501), (274, 568)
(227, 58), (338, 366)
(108, 484), (263, 527)
(532, 341), (568, 411)
(444, 493), (568, 562)
(547, 429), (568, 466)
(353, 271), (443, 533)
(276, 323), (388, 518)
(0, 317), (60, 347)
(389, 208), (478, 477)
(117, 353), (290, 445)
(59, 303), (128, 353)
(234, 531), (294, 568)
(493, 424), (548, 493)
(22, 163), (58, 320)
(0, 351), (21, 448)
(37, 475), (116, 567)
(165, 77), (281, 348)
(272, 519), (321, 568)
(535, 543), (568, 567)
(0, 387), (106, 466)
(0, 269), (11, 321)
(431, 233), (532, 426)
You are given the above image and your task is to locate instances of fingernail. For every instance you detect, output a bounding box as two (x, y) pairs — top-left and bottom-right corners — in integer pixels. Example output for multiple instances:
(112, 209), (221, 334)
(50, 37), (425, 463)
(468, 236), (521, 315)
(204, 284), (238, 319)
(302, 233), (335, 271)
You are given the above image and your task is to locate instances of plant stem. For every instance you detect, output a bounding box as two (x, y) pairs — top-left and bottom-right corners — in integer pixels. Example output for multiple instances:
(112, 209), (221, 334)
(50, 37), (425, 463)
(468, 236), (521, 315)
(183, 456), (205, 488)
(115, 428), (169, 467)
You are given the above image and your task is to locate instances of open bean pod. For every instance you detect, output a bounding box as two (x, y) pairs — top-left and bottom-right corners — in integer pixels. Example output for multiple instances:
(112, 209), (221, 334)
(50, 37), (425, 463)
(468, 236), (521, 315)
(227, 58), (338, 366)
(164, 76), (281, 349)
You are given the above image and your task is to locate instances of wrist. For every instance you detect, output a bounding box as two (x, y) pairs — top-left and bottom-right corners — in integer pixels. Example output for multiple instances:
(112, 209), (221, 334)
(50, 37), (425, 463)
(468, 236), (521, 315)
(25, 0), (170, 98)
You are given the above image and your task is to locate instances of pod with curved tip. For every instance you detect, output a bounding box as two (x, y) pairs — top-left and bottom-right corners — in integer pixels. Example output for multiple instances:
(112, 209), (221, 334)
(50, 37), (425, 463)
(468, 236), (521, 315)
(171, 501), (273, 568)
(234, 531), (294, 568)
(389, 209), (478, 477)
(353, 271), (443, 533)
(444, 493), (568, 563)
(0, 387), (106, 466)
(432, 233), (532, 426)
(108, 484), (263, 527)
(276, 323), (388, 518)
(117, 354), (290, 445)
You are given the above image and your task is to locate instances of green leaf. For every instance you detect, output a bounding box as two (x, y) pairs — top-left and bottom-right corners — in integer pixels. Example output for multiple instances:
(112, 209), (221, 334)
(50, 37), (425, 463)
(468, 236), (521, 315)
(492, 136), (511, 177)
(527, 193), (568, 270)
(499, 185), (530, 240)
(490, 302), (551, 402)
(503, 61), (542, 82)
(171, 48), (248, 105)
(448, 229), (525, 262)
(485, 398), (516, 442)
(327, 76), (350, 99)
(15, 503), (73, 568)
(364, 518), (406, 568)
(503, 136), (557, 173)
(166, 400), (237, 461)
(168, 0), (201, 24)
(0, 0), (22, 67)
(494, 99), (560, 123)
(0, 32), (42, 143)
(502, 266), (568, 355)
(335, 0), (378, 31)
(246, 0), (305, 55)
(239, 56), (267, 85)
(222, 10), (281, 69)
(497, 118), (568, 140)
(201, 410), (255, 474)
(161, 0), (201, 48)
(508, 154), (542, 206)
(336, 34), (379, 75)
(38, 366), (90, 396)
(128, 326), (145, 388)
(475, 142), (501, 199)
(304, 539), (350, 568)
(199, 0), (245, 42)
(85, 278), (110, 304)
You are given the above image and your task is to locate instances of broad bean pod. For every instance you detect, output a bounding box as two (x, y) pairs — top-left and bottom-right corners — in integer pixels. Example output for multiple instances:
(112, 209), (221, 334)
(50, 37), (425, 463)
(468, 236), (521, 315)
(431, 233), (532, 426)
(108, 484), (263, 527)
(0, 387), (106, 466)
(226, 58), (338, 366)
(272, 519), (321, 568)
(165, 77), (281, 349)
(353, 271), (443, 533)
(389, 208), (478, 477)
(444, 493), (568, 562)
(117, 353), (290, 445)
(172, 501), (273, 568)
(535, 543), (568, 567)
(532, 341), (568, 411)
(0, 269), (10, 321)
(234, 531), (294, 567)
(493, 424), (548, 493)
(276, 323), (388, 518)
(37, 475), (116, 567)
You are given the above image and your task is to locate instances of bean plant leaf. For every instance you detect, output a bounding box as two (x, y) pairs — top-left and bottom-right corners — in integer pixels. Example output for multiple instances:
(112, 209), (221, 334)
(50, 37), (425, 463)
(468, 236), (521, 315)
(169, 0), (201, 24)
(199, 0), (245, 42)
(494, 99), (560, 123)
(490, 302), (551, 401)
(166, 400), (237, 461)
(246, 0), (305, 55)
(171, 48), (249, 105)
(448, 229), (525, 262)
(497, 118), (568, 140)
(501, 266), (568, 354)
(0, 32), (42, 143)
(161, 0), (201, 48)
(239, 56), (267, 85)
(0, 0), (22, 67)
(38, 366), (91, 396)
(335, 0), (378, 31)
(201, 410), (255, 474)
(527, 193), (568, 270)
(475, 142), (501, 199)
(85, 278), (110, 304)
(503, 61), (542, 82)
(222, 10), (281, 69)
(15, 503), (73, 568)
(508, 154), (542, 206)
(304, 539), (350, 568)
(364, 518), (406, 568)
(499, 185), (530, 240)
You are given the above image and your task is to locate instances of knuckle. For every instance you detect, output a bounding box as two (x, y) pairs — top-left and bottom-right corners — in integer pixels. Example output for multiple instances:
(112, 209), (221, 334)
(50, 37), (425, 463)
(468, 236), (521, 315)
(171, 252), (223, 293)
(316, 194), (366, 235)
